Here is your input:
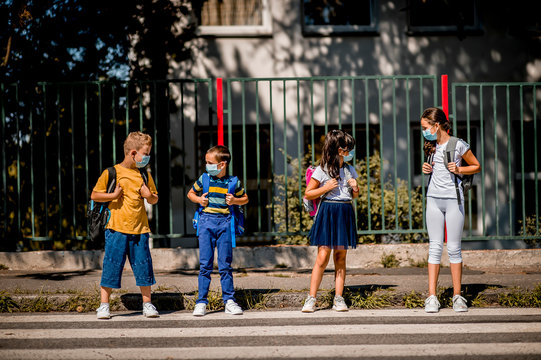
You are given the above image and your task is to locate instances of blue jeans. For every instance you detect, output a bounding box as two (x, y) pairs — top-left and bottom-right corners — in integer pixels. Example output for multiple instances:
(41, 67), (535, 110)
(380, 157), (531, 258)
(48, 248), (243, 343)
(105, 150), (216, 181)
(100, 230), (156, 288)
(196, 213), (235, 304)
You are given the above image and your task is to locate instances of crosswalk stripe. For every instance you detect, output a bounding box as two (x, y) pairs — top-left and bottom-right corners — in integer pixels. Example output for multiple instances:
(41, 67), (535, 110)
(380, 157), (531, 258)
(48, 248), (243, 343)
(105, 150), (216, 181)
(2, 322), (540, 339)
(2, 308), (540, 322)
(1, 343), (541, 359)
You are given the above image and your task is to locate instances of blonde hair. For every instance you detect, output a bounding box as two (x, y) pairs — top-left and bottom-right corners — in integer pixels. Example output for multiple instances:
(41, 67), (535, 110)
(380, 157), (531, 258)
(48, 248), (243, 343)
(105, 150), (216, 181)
(124, 131), (152, 155)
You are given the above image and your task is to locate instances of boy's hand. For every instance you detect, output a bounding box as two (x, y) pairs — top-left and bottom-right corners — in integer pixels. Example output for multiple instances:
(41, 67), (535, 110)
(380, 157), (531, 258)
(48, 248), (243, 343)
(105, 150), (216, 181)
(225, 193), (235, 205)
(325, 179), (339, 191)
(447, 162), (459, 174)
(112, 184), (123, 200)
(347, 178), (359, 192)
(140, 183), (152, 199)
(422, 162), (434, 174)
(200, 193), (209, 207)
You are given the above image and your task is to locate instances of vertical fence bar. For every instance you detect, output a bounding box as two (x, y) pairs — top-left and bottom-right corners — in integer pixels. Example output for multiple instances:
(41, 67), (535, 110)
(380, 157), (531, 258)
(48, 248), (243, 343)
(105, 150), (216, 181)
(152, 82), (159, 234)
(534, 85), (539, 234)
(241, 81), (247, 204)
(283, 80), (289, 233)
(466, 85), (472, 236)
(378, 79), (385, 231)
(479, 85), (486, 235)
(493, 85), (500, 236)
(83, 85), (88, 238)
(70, 87), (76, 237)
(406, 79), (413, 229)
(138, 81), (143, 130)
(296, 80), (303, 232)
(519, 85), (526, 232)
(255, 81), (262, 232)
(324, 79), (328, 134)
(30, 87), (35, 238)
(125, 82), (130, 137)
(310, 80), (315, 164)
(56, 86), (62, 239)
(269, 81), (275, 231)
(112, 84), (117, 164)
(365, 79), (371, 232)
(226, 80), (233, 171)
(167, 82), (173, 235)
(217, 78), (224, 146)
(98, 83), (103, 171)
(1, 84), (6, 238)
(15, 85), (21, 240)
(506, 86), (513, 235)
(421, 78), (427, 231)
(338, 79), (342, 129)
(392, 78), (399, 229)
(351, 79), (358, 229)
(180, 82), (187, 235)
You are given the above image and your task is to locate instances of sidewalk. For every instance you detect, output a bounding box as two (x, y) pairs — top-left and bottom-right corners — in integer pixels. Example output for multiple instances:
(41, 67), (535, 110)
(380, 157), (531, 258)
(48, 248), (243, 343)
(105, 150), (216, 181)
(1, 265), (540, 312)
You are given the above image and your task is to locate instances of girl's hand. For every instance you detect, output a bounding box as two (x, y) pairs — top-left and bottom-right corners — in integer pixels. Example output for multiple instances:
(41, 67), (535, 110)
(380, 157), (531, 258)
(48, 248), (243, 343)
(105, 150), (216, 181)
(422, 162), (434, 175)
(347, 178), (359, 192)
(447, 162), (459, 174)
(325, 179), (339, 191)
(225, 193), (235, 205)
(140, 184), (152, 199)
(199, 192), (209, 206)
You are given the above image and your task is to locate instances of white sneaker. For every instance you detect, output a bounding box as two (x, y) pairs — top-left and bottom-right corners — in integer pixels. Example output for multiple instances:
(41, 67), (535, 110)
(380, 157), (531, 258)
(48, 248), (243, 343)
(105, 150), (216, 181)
(142, 302), (159, 318)
(453, 295), (468, 312)
(424, 295), (440, 313)
(225, 300), (243, 315)
(332, 295), (348, 312)
(193, 303), (207, 317)
(96, 303), (110, 319)
(301, 295), (316, 313)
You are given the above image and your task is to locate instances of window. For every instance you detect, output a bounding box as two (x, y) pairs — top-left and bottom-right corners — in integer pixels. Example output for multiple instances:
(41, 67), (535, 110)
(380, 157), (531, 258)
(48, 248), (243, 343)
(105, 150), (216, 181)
(302, 0), (378, 36)
(406, 0), (481, 37)
(195, 0), (272, 36)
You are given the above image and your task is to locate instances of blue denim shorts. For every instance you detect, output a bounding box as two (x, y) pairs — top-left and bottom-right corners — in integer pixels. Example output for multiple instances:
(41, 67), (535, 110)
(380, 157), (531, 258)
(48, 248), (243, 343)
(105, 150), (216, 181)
(100, 230), (156, 288)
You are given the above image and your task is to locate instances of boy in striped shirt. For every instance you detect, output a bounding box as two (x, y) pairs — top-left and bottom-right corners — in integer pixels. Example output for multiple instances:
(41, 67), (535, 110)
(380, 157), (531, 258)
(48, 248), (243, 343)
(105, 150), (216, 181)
(187, 145), (249, 316)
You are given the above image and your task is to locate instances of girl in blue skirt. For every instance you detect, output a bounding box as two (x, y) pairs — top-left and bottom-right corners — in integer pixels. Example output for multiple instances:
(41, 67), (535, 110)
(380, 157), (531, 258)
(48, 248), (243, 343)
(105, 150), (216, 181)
(302, 129), (359, 312)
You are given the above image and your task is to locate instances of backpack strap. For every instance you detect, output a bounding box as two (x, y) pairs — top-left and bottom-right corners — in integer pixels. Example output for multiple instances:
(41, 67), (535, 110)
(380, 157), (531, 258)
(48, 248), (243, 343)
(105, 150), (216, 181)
(445, 137), (462, 206)
(201, 173), (210, 196)
(227, 176), (239, 248)
(138, 168), (149, 185)
(106, 167), (117, 194)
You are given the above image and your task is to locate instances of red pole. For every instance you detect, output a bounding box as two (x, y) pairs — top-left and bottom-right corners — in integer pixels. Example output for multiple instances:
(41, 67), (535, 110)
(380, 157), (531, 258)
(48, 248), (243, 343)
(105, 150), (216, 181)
(441, 74), (449, 243)
(217, 78), (224, 146)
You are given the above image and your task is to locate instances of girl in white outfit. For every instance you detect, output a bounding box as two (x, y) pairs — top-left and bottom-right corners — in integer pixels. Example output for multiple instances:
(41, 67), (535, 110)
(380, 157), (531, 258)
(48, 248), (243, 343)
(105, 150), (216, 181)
(421, 107), (481, 313)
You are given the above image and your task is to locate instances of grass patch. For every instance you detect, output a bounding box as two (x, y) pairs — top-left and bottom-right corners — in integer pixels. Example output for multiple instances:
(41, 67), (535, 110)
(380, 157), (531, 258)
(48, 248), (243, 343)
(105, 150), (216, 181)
(409, 258), (428, 268)
(381, 253), (400, 268)
(154, 284), (173, 292)
(274, 263), (288, 269)
(319, 287), (392, 309)
(403, 291), (425, 308)
(185, 290), (224, 311)
(0, 292), (19, 313)
(471, 294), (489, 307)
(0, 264), (9, 270)
(498, 285), (541, 307)
(236, 289), (270, 310)
(268, 274), (291, 278)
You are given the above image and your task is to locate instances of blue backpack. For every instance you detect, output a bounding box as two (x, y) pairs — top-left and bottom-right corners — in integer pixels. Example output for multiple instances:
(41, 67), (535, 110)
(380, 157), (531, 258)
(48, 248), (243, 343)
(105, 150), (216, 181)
(192, 173), (245, 247)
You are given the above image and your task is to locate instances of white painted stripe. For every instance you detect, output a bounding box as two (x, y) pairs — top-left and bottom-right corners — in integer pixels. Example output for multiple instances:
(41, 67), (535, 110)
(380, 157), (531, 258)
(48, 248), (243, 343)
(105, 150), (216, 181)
(1, 343), (541, 359)
(1, 308), (541, 323)
(2, 322), (541, 339)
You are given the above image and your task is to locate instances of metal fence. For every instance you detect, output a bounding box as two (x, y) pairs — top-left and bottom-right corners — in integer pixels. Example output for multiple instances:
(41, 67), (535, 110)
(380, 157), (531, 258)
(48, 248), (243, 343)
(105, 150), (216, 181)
(1, 77), (539, 250)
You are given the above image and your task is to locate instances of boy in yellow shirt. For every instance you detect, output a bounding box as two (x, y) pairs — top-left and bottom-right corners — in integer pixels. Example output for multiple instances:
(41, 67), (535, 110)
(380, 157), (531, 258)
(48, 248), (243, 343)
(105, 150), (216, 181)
(91, 132), (159, 319)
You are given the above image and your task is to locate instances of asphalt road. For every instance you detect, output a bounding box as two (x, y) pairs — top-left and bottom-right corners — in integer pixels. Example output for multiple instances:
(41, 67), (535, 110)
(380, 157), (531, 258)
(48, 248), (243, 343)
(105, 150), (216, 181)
(1, 308), (541, 359)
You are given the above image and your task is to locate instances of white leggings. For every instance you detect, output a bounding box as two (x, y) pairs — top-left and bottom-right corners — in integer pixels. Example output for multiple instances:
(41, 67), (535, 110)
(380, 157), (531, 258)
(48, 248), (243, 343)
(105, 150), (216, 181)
(426, 197), (465, 264)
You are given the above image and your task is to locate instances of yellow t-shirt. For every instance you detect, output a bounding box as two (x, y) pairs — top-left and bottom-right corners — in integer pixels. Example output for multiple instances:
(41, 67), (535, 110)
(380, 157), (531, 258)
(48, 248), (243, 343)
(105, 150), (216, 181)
(92, 165), (158, 234)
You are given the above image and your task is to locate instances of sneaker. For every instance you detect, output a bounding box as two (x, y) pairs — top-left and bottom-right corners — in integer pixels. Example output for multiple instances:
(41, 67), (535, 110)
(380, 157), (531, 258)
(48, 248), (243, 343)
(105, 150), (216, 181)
(424, 295), (440, 313)
(453, 295), (468, 312)
(193, 303), (207, 317)
(332, 295), (348, 312)
(96, 303), (110, 319)
(142, 302), (159, 318)
(225, 300), (243, 315)
(301, 295), (316, 313)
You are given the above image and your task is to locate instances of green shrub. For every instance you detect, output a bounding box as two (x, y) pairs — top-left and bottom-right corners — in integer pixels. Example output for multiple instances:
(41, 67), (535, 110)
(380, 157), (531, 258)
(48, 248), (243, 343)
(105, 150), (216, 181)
(0, 292), (19, 313)
(519, 215), (541, 248)
(381, 253), (400, 268)
(403, 291), (425, 308)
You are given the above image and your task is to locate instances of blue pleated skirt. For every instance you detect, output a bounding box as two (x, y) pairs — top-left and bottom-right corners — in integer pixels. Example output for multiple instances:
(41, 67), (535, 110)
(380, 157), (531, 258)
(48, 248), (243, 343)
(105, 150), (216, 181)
(308, 201), (357, 249)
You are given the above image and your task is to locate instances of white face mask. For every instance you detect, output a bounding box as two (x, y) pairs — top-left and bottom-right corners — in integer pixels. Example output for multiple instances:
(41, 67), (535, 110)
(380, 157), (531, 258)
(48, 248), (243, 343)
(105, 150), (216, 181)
(206, 162), (223, 176)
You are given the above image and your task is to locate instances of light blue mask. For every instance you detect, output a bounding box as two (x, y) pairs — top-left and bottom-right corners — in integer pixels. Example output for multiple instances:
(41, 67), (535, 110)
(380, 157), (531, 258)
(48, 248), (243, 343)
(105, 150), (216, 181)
(206, 163), (222, 176)
(422, 126), (437, 141)
(343, 149), (355, 162)
(135, 152), (150, 168)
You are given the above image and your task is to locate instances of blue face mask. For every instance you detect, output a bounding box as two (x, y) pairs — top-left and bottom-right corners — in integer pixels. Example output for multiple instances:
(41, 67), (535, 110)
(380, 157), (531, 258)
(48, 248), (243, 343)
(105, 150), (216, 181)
(422, 126), (437, 141)
(206, 163), (222, 176)
(135, 152), (150, 168)
(343, 148), (355, 162)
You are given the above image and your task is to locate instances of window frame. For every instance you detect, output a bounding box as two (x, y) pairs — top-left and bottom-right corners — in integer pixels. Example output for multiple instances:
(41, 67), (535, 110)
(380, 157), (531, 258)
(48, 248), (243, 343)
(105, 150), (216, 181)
(196, 0), (273, 37)
(301, 0), (379, 36)
(405, 0), (482, 36)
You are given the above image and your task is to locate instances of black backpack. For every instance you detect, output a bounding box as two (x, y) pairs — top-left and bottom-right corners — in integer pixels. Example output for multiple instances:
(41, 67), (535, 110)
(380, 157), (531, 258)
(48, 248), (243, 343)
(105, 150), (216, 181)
(86, 167), (149, 244)
(443, 137), (474, 206)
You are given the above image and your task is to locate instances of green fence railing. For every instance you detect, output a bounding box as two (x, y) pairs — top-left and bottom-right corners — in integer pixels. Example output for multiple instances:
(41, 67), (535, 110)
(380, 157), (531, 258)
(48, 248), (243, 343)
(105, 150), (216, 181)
(1, 77), (540, 250)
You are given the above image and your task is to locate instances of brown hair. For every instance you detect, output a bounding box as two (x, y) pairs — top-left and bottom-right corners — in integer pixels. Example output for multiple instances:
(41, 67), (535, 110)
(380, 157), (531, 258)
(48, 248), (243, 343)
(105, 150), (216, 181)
(421, 107), (451, 158)
(124, 131), (152, 155)
(207, 145), (231, 163)
(320, 129), (355, 179)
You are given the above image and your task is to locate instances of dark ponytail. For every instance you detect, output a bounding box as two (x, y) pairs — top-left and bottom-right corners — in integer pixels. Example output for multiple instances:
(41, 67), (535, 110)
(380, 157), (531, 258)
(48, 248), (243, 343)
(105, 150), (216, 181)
(421, 107), (451, 158)
(320, 129), (355, 179)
